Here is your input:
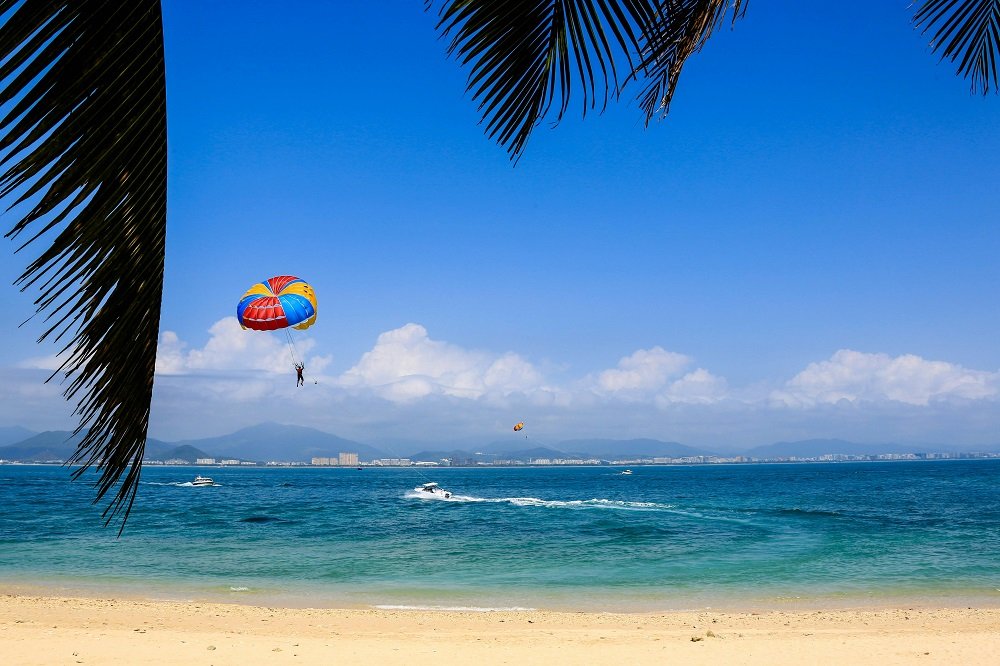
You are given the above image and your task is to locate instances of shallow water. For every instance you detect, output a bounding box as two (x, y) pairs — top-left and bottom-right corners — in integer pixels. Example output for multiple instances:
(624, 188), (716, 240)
(1, 461), (998, 611)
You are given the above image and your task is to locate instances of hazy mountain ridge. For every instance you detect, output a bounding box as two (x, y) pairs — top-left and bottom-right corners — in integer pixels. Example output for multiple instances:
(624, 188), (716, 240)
(1, 423), (997, 463)
(475, 439), (711, 459)
(146, 442), (215, 463)
(557, 438), (712, 459)
(0, 426), (35, 448)
(0, 430), (214, 463)
(0, 430), (85, 461)
(747, 439), (938, 458)
(406, 449), (490, 464)
(170, 422), (385, 462)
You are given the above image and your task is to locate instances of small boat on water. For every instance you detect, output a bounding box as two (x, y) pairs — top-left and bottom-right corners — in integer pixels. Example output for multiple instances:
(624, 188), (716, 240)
(620, 469), (633, 475)
(192, 475), (214, 487)
(416, 482), (452, 498)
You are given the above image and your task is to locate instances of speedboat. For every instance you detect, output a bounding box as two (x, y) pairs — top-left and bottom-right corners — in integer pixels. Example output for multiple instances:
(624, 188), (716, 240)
(416, 482), (451, 499)
(620, 469), (633, 475)
(192, 475), (214, 486)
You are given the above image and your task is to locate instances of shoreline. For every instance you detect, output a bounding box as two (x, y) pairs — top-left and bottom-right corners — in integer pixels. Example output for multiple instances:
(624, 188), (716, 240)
(4, 579), (1000, 614)
(2, 593), (998, 665)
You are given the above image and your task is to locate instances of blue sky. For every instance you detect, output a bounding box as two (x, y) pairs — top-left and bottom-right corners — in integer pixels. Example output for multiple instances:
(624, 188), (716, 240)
(1, 2), (999, 449)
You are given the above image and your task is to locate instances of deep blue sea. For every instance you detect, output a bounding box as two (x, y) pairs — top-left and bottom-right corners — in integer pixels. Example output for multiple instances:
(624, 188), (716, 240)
(1, 461), (998, 611)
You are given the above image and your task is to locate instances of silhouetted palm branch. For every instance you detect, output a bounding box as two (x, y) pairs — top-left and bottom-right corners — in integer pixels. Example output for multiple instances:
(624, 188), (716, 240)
(434, 0), (1000, 157)
(431, 0), (747, 158)
(633, 0), (745, 122)
(433, 0), (659, 159)
(0, 0), (166, 531)
(914, 0), (1000, 94)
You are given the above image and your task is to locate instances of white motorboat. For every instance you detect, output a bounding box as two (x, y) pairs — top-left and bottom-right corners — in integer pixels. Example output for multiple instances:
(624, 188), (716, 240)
(620, 469), (633, 475)
(416, 482), (451, 498)
(192, 475), (215, 487)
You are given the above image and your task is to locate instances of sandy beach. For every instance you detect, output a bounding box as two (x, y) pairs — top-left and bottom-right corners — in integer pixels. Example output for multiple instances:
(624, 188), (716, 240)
(1, 594), (998, 665)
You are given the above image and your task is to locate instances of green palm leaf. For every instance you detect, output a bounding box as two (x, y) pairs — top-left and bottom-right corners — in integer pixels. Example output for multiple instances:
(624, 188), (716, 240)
(0, 0), (166, 531)
(914, 0), (1000, 94)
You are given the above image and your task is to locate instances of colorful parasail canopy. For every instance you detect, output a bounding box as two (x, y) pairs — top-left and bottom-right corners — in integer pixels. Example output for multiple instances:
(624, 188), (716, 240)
(513, 422), (524, 432)
(237, 275), (317, 331)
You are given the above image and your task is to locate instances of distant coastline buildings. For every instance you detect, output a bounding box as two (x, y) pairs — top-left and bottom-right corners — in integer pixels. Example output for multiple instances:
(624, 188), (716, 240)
(309, 452), (360, 466)
(6, 445), (999, 467)
(301, 451), (998, 467)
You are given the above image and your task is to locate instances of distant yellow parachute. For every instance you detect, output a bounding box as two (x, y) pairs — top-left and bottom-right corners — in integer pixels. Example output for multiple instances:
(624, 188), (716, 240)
(513, 422), (524, 432)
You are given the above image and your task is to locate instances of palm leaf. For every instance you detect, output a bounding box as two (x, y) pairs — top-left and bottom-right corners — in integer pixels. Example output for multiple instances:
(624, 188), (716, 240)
(914, 0), (1000, 94)
(431, 0), (746, 158)
(432, 0), (659, 159)
(0, 0), (167, 531)
(633, 0), (745, 122)
(436, 1), (1000, 156)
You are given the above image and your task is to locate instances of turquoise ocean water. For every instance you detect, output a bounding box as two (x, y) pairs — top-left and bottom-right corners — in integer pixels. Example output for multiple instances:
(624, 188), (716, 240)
(1, 461), (998, 611)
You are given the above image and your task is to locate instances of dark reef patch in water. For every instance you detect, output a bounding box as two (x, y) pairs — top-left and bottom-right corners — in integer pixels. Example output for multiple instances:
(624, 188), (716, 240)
(770, 508), (844, 519)
(239, 515), (287, 524)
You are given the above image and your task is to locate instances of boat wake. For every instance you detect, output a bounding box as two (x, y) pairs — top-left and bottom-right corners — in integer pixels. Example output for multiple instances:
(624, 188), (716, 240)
(404, 492), (750, 522)
(405, 492), (673, 511)
(497, 497), (675, 511)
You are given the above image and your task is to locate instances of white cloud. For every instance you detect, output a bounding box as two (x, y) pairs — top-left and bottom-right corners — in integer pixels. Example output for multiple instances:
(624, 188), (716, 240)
(594, 347), (690, 394)
(772, 349), (1000, 406)
(590, 346), (728, 404)
(336, 323), (544, 401)
(0, 367), (78, 432)
(658, 368), (730, 405)
(17, 352), (67, 372)
(155, 317), (331, 375)
(15, 319), (999, 447)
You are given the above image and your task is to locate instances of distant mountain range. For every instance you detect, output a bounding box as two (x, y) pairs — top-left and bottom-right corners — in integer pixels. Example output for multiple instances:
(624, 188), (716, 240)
(0, 430), (83, 462)
(0, 430), (213, 463)
(0, 423), (996, 464)
(169, 422), (384, 462)
(556, 438), (710, 459)
(0, 425), (36, 448)
(745, 439), (940, 459)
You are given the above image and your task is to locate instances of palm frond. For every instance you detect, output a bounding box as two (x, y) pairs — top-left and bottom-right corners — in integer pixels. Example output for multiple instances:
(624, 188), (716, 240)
(431, 1), (745, 158)
(432, 0), (659, 159)
(0, 0), (167, 532)
(633, 0), (745, 123)
(914, 0), (1000, 94)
